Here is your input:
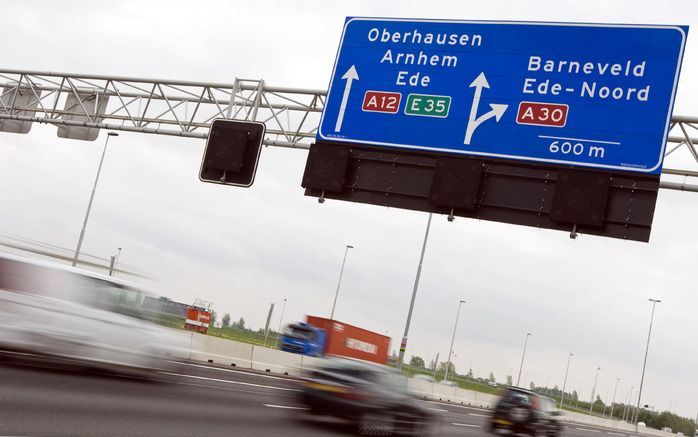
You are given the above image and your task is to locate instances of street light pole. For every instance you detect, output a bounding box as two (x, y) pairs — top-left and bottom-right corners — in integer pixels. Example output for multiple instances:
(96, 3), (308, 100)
(108, 255), (116, 276)
(590, 366), (601, 415)
(275, 298), (287, 346)
(109, 247), (122, 277)
(397, 213), (432, 369)
(330, 244), (353, 320)
(263, 302), (275, 347)
(72, 132), (118, 267)
(443, 299), (465, 383)
(560, 353), (574, 408)
(516, 332), (532, 386)
(609, 378), (620, 419)
(633, 298), (661, 429)
(112, 247), (122, 275)
(432, 352), (440, 378)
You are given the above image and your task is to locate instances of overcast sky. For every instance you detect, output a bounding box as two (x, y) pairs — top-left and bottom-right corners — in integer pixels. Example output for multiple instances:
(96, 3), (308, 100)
(1, 0), (697, 418)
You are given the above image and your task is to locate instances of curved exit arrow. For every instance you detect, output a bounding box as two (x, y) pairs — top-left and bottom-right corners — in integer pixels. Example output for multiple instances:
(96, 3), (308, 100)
(335, 65), (359, 132)
(464, 72), (508, 145)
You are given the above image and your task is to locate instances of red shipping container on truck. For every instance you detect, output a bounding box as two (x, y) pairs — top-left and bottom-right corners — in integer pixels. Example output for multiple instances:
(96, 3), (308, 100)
(306, 315), (390, 364)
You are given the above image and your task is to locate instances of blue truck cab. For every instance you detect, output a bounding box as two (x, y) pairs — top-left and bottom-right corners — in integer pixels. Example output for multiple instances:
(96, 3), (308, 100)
(279, 322), (326, 356)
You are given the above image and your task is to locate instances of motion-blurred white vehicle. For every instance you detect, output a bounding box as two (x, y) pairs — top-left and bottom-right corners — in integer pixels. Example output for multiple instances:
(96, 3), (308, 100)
(0, 253), (185, 372)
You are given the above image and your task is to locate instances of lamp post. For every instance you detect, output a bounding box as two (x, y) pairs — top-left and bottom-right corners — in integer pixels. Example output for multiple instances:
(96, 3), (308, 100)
(432, 352), (440, 378)
(329, 244), (353, 320)
(590, 366), (601, 415)
(72, 132), (118, 267)
(108, 256), (116, 275)
(443, 299), (465, 383)
(109, 247), (122, 276)
(397, 213), (432, 368)
(275, 298), (287, 346)
(113, 247), (122, 274)
(560, 353), (574, 408)
(516, 332), (532, 386)
(633, 298), (661, 429)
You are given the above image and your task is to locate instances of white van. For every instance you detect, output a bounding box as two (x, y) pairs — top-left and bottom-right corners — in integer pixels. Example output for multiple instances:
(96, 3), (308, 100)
(0, 253), (184, 371)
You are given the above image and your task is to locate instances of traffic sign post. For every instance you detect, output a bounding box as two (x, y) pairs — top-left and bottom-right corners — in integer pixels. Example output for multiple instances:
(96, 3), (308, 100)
(318, 18), (687, 175)
(199, 119), (266, 188)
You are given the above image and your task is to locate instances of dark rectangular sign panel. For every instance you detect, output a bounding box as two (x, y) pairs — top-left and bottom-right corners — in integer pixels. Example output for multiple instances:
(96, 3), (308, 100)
(303, 142), (660, 242)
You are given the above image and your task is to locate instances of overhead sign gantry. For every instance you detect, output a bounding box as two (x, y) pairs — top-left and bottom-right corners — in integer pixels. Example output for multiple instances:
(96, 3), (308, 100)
(0, 19), (695, 241)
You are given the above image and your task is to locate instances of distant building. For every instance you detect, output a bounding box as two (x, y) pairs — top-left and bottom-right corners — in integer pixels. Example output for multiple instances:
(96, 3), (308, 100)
(142, 296), (188, 317)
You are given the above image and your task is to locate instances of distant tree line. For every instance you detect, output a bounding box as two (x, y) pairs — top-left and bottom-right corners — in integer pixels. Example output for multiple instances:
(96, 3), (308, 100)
(531, 386), (696, 435)
(409, 356), (425, 368)
(218, 312), (246, 330)
(636, 410), (696, 436)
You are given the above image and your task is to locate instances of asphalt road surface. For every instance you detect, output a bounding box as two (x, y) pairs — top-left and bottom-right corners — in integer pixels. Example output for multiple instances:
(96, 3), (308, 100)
(0, 352), (648, 437)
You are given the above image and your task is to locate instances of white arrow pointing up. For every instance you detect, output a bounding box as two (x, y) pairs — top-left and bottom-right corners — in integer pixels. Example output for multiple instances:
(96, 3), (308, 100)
(464, 72), (508, 145)
(334, 65), (359, 132)
(468, 72), (490, 121)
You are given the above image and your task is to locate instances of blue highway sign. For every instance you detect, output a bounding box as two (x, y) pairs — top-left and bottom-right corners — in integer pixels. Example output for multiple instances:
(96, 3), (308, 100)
(318, 18), (687, 174)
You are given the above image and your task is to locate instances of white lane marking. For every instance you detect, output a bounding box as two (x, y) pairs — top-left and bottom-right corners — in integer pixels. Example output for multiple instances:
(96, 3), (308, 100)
(0, 350), (36, 357)
(576, 428), (602, 433)
(607, 433), (626, 436)
(159, 372), (300, 392)
(174, 380), (295, 398)
(176, 362), (294, 382)
(452, 423), (481, 428)
(263, 404), (309, 410)
(427, 407), (449, 412)
(425, 400), (491, 412)
(469, 412), (490, 417)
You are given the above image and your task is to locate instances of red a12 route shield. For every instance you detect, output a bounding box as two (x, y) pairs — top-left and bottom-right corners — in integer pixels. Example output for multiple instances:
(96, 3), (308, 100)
(362, 91), (402, 113)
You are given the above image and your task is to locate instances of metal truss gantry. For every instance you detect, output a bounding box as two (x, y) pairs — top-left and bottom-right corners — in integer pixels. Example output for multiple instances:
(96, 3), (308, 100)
(0, 69), (323, 149)
(0, 69), (697, 191)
